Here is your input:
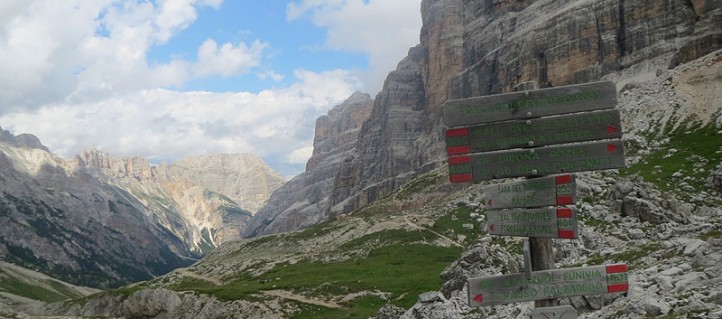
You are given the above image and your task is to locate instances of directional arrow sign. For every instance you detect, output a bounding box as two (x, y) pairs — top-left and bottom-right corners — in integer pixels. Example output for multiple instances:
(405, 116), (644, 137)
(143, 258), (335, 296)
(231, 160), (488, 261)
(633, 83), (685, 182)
(483, 174), (575, 209)
(486, 207), (578, 239)
(468, 264), (629, 307)
(443, 81), (616, 127)
(445, 110), (622, 155)
(448, 140), (625, 182)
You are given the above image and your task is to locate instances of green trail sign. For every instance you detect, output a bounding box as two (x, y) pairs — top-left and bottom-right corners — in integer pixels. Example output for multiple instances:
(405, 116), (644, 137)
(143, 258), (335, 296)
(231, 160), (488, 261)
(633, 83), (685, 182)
(486, 207), (578, 239)
(448, 140), (625, 182)
(445, 109), (622, 155)
(443, 81), (616, 127)
(468, 263), (629, 307)
(531, 305), (578, 319)
(483, 174), (575, 209)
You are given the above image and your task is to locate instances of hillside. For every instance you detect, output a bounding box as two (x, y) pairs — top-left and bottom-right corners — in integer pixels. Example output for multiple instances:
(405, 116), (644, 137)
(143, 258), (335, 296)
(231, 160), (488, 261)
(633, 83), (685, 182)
(245, 0), (722, 237)
(0, 261), (99, 318)
(4, 0), (722, 318)
(0, 134), (284, 289)
(18, 48), (722, 317)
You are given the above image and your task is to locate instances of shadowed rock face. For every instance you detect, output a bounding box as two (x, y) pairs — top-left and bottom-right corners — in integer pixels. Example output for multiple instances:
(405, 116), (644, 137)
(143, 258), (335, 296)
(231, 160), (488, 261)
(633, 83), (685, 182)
(0, 130), (284, 288)
(245, 0), (722, 237)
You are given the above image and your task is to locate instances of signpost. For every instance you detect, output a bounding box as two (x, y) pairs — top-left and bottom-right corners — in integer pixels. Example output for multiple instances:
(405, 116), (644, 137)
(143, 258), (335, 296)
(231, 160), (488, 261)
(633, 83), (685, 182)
(483, 174), (575, 209)
(530, 305), (578, 319)
(448, 140), (625, 182)
(446, 109), (622, 155)
(468, 264), (629, 307)
(443, 81), (616, 127)
(441, 81), (628, 316)
(486, 208), (578, 239)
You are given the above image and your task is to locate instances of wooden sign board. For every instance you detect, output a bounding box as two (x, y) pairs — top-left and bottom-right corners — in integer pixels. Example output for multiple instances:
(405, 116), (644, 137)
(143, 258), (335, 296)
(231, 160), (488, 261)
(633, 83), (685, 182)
(531, 305), (578, 319)
(448, 140), (625, 182)
(486, 208), (578, 239)
(443, 81), (616, 127)
(446, 109), (622, 155)
(468, 263), (629, 307)
(483, 174), (575, 209)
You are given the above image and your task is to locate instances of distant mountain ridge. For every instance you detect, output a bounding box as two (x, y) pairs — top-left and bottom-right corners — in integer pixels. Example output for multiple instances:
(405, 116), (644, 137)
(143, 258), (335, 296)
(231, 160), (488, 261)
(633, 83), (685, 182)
(0, 127), (285, 288)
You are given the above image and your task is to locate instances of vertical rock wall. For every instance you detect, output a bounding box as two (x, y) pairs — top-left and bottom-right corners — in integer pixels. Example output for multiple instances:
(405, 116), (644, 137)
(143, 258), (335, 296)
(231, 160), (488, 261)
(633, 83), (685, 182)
(245, 0), (722, 237)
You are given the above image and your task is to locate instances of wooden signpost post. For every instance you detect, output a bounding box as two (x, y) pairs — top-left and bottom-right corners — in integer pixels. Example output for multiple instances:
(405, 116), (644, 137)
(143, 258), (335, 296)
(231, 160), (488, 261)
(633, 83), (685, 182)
(486, 207), (578, 239)
(468, 263), (629, 307)
(483, 174), (575, 210)
(442, 81), (628, 317)
(530, 305), (579, 319)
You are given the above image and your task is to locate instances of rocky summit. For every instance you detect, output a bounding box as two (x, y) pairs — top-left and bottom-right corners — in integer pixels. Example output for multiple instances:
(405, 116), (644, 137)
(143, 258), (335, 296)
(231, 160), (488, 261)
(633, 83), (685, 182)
(0, 130), (284, 289)
(245, 0), (722, 238)
(4, 0), (722, 318)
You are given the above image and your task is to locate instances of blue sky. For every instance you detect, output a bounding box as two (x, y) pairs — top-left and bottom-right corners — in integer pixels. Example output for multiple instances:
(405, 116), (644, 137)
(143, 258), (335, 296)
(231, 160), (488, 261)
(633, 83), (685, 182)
(0, 0), (422, 177)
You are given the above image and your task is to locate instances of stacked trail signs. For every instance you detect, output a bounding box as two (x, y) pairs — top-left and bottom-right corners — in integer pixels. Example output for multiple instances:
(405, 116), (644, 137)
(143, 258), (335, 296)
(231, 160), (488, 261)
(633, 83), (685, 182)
(441, 81), (629, 314)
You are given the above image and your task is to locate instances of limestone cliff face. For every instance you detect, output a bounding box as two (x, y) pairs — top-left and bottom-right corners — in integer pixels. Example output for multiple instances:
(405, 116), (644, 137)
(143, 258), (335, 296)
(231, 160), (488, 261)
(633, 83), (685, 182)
(74, 150), (283, 249)
(0, 132), (284, 287)
(245, 92), (373, 236)
(157, 153), (285, 214)
(0, 143), (195, 289)
(245, 0), (722, 236)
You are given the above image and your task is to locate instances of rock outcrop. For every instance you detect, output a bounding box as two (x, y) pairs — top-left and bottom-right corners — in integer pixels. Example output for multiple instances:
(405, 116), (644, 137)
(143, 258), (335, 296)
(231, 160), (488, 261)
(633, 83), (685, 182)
(246, 0), (722, 236)
(0, 143), (196, 289)
(245, 92), (373, 236)
(0, 131), (284, 288)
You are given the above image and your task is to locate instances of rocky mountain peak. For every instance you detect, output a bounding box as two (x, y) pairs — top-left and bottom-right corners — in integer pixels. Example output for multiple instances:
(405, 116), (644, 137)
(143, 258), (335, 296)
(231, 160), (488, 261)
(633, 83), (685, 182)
(159, 153), (285, 214)
(73, 148), (155, 182)
(0, 126), (49, 152)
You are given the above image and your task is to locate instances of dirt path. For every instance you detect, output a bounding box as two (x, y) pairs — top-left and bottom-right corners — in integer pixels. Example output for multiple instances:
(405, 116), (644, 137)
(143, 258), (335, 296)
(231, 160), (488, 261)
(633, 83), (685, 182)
(177, 269), (223, 286)
(263, 290), (344, 309)
(403, 216), (465, 248)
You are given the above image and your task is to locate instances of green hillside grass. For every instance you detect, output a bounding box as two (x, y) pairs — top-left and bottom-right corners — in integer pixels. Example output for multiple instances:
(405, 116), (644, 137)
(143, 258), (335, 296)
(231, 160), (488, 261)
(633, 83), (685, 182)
(621, 121), (722, 198)
(154, 170), (479, 319)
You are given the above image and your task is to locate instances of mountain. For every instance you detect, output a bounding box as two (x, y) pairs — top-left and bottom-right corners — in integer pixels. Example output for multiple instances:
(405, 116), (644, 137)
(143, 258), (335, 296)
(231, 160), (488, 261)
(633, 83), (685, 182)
(245, 91), (374, 236)
(0, 261), (99, 309)
(0, 129), (284, 289)
(245, 0), (722, 237)
(6, 0), (722, 318)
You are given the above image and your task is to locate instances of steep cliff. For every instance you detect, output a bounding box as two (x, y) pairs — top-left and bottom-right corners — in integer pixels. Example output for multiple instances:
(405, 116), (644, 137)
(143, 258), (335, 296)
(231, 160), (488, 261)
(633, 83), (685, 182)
(0, 139), (196, 289)
(245, 92), (373, 236)
(246, 0), (722, 236)
(0, 130), (284, 288)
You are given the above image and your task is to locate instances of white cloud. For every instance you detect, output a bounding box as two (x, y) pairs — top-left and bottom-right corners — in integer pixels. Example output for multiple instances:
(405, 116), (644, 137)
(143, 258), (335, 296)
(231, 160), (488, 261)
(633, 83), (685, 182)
(0, 0), (270, 112)
(193, 39), (267, 78)
(286, 0), (422, 94)
(288, 146), (314, 164)
(0, 69), (357, 177)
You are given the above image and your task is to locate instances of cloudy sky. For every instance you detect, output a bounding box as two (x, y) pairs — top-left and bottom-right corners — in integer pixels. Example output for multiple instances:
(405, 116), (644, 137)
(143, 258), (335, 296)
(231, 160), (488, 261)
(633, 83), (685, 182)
(0, 0), (422, 177)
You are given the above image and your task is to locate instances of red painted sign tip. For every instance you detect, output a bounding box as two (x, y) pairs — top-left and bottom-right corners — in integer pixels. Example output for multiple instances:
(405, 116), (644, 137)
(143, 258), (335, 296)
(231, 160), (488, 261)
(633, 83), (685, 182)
(607, 125), (619, 134)
(555, 174), (573, 185)
(556, 196), (574, 205)
(447, 145), (472, 156)
(450, 174), (473, 183)
(556, 208), (573, 218)
(474, 294), (484, 303)
(448, 156), (472, 165)
(608, 283), (629, 293)
(607, 144), (618, 153)
(606, 264), (629, 274)
(558, 230), (576, 239)
(446, 128), (470, 137)
(489, 224), (495, 232)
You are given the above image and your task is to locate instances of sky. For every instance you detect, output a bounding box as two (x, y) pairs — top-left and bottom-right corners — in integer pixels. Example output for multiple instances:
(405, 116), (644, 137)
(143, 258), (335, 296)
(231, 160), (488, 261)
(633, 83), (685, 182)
(0, 0), (422, 178)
